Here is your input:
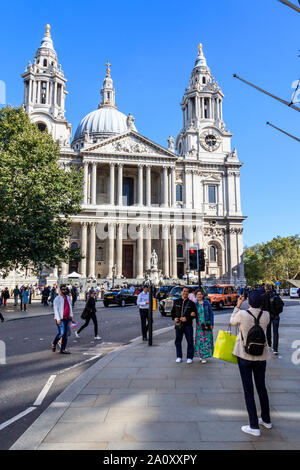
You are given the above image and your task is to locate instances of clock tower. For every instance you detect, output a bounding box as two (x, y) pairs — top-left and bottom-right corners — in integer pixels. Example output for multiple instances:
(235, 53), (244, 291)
(176, 44), (232, 161)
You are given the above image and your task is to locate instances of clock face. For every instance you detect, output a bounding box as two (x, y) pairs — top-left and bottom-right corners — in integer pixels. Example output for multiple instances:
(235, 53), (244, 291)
(200, 130), (221, 152)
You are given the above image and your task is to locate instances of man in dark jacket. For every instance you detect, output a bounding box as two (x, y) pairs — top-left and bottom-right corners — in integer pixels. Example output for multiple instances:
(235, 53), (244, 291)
(171, 286), (197, 364)
(264, 284), (284, 355)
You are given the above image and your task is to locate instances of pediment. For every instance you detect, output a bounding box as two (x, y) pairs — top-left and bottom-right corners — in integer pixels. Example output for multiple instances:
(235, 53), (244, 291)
(82, 131), (177, 159)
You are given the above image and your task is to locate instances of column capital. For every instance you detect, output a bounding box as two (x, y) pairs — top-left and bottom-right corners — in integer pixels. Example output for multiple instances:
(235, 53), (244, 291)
(110, 162), (116, 168)
(117, 162), (124, 168)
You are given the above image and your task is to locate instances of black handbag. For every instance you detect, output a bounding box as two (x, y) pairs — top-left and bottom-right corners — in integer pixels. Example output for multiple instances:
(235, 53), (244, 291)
(81, 307), (90, 320)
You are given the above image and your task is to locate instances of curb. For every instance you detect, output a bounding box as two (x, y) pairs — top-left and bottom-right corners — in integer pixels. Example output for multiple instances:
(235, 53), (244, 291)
(9, 325), (173, 450)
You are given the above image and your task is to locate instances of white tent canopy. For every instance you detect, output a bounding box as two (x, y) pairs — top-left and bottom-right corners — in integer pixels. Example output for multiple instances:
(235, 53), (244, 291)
(67, 272), (81, 278)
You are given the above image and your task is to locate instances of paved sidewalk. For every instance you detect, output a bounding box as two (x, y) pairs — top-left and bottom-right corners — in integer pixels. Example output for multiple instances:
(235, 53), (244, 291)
(11, 304), (300, 450)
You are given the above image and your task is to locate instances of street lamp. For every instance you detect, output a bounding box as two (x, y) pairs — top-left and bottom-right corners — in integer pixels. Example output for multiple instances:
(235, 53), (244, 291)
(186, 270), (190, 286)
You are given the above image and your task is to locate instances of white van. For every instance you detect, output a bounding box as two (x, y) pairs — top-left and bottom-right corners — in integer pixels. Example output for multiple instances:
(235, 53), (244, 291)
(290, 287), (299, 299)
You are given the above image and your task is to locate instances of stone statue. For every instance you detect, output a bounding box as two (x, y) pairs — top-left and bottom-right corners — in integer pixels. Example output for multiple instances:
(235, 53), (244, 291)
(127, 113), (135, 130)
(150, 249), (158, 270)
(167, 136), (175, 151)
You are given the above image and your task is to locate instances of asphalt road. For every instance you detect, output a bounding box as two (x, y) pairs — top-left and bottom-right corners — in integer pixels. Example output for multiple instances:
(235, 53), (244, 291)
(0, 300), (176, 450)
(0, 297), (296, 450)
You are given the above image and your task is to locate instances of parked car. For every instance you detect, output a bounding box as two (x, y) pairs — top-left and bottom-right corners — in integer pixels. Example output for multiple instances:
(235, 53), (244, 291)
(280, 288), (289, 297)
(206, 285), (238, 309)
(290, 287), (299, 299)
(159, 285), (207, 316)
(103, 289), (138, 307)
(156, 286), (173, 301)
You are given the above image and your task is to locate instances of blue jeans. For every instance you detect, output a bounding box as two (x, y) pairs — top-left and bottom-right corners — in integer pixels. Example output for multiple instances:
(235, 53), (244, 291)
(175, 325), (194, 359)
(53, 319), (71, 351)
(238, 357), (271, 429)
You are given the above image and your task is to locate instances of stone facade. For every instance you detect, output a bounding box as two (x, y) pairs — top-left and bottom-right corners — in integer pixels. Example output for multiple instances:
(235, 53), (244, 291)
(19, 27), (246, 285)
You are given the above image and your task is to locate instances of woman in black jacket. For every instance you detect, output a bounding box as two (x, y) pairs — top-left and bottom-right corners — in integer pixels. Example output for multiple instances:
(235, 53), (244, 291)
(75, 290), (101, 340)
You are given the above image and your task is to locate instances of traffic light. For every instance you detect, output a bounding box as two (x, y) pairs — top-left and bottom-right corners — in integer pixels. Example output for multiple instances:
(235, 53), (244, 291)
(188, 249), (198, 270)
(198, 249), (205, 272)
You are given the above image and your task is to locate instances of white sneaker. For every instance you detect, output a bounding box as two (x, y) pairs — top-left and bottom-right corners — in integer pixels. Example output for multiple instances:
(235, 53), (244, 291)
(75, 332), (80, 338)
(94, 336), (102, 340)
(176, 358), (182, 363)
(187, 359), (193, 364)
(259, 418), (272, 429)
(241, 425), (261, 437)
(201, 359), (207, 364)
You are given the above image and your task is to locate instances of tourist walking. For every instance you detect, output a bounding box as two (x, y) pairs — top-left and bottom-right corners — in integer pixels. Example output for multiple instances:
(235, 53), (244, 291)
(42, 286), (50, 307)
(75, 289), (101, 340)
(50, 286), (57, 306)
(2, 287), (10, 307)
(230, 291), (272, 437)
(13, 285), (20, 306)
(171, 286), (197, 364)
(264, 284), (284, 355)
(71, 285), (78, 307)
(137, 285), (150, 341)
(22, 288), (30, 311)
(194, 290), (214, 363)
(51, 284), (73, 354)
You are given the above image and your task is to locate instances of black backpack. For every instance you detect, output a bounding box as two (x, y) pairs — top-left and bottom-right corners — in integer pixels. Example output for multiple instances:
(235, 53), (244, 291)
(269, 294), (284, 315)
(242, 310), (266, 356)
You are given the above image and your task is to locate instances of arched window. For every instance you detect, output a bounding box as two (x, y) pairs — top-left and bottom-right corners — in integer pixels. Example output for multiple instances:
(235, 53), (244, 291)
(177, 244), (183, 258)
(43, 59), (47, 67)
(210, 245), (217, 262)
(202, 77), (206, 84)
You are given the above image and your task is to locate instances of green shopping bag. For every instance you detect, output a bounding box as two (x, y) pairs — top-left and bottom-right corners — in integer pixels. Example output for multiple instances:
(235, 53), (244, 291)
(213, 329), (238, 364)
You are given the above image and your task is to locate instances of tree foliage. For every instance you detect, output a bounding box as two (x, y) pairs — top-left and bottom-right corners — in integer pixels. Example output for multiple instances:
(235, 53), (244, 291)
(244, 235), (300, 286)
(0, 106), (83, 274)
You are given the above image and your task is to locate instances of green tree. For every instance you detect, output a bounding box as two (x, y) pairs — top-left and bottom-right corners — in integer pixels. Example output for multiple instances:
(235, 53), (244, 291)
(244, 235), (300, 286)
(0, 106), (83, 274)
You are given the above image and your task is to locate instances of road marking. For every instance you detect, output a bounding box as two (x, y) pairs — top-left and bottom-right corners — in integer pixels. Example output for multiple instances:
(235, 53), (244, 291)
(33, 375), (57, 406)
(56, 355), (102, 375)
(0, 407), (36, 431)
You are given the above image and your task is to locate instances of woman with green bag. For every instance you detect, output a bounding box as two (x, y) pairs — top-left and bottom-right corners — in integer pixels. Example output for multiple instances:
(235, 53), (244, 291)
(230, 291), (272, 438)
(193, 290), (214, 363)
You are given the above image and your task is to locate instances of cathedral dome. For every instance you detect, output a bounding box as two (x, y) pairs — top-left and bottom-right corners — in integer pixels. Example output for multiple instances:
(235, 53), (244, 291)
(73, 106), (137, 141)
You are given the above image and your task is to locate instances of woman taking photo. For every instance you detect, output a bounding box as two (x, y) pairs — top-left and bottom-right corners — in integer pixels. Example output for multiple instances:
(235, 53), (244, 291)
(194, 290), (214, 363)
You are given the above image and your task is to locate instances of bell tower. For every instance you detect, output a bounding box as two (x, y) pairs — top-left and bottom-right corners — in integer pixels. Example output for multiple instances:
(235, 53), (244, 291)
(22, 24), (71, 146)
(176, 44), (231, 160)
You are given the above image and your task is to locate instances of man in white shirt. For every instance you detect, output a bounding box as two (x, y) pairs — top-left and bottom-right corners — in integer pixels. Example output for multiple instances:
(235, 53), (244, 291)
(137, 285), (150, 341)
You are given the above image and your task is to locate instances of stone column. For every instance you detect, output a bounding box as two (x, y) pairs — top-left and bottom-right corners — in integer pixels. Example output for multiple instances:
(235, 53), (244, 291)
(145, 225), (152, 271)
(116, 223), (123, 277)
(61, 262), (69, 277)
(171, 225), (177, 278)
(83, 162), (89, 204)
(37, 81), (41, 104)
(117, 163), (123, 206)
(162, 225), (169, 277)
(80, 222), (88, 277)
(91, 162), (97, 205)
(136, 225), (144, 278)
(146, 165), (151, 207)
(162, 167), (169, 207)
(109, 163), (115, 205)
(88, 222), (96, 278)
(137, 165), (144, 206)
(171, 167), (176, 207)
(107, 223), (115, 278)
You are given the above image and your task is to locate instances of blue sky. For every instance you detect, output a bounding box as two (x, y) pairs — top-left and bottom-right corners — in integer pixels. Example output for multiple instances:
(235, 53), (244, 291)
(0, 0), (299, 247)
